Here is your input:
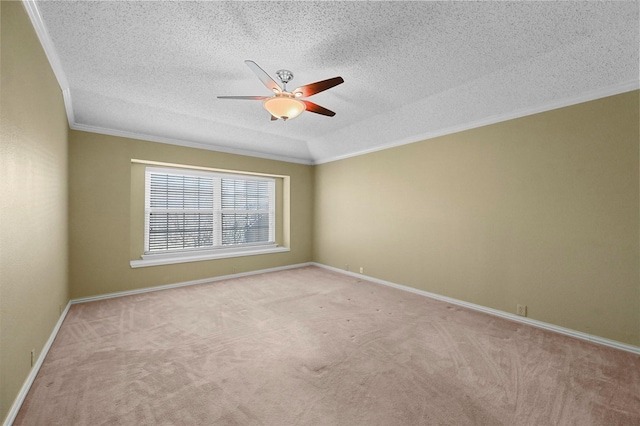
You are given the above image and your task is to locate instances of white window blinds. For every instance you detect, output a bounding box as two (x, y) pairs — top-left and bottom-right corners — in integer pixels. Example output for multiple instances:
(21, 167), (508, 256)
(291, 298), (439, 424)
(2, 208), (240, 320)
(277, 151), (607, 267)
(144, 167), (275, 254)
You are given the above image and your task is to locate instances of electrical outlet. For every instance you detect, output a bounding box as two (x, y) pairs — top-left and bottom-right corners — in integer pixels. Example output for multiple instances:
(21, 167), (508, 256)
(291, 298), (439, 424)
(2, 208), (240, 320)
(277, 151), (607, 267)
(30, 349), (35, 367)
(516, 304), (527, 317)
(232, 267), (237, 274)
(359, 267), (364, 274)
(345, 264), (350, 271)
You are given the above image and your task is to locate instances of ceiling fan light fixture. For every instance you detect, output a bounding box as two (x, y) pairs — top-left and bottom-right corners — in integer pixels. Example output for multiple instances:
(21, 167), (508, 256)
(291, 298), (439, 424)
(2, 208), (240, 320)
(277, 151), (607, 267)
(263, 94), (306, 121)
(219, 61), (343, 121)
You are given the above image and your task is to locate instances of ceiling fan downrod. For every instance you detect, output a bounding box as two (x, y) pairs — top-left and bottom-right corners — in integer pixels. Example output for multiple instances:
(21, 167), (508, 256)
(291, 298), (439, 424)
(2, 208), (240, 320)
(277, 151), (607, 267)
(275, 69), (294, 90)
(217, 60), (343, 121)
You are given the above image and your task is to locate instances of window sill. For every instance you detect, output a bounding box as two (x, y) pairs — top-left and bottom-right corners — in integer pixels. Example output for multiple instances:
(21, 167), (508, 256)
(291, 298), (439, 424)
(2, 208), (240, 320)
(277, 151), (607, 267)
(130, 246), (290, 268)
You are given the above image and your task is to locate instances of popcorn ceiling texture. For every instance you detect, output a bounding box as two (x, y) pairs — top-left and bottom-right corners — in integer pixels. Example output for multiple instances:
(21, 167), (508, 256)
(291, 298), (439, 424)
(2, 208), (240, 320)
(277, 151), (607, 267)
(35, 1), (638, 163)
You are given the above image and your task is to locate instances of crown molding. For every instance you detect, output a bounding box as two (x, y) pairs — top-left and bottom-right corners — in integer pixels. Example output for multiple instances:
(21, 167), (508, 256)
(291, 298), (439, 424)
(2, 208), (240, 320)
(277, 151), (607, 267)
(61, 87), (75, 124)
(23, 0), (637, 168)
(22, 0), (313, 166)
(22, 1), (68, 89)
(312, 80), (640, 165)
(22, 0), (74, 129)
(70, 123), (314, 165)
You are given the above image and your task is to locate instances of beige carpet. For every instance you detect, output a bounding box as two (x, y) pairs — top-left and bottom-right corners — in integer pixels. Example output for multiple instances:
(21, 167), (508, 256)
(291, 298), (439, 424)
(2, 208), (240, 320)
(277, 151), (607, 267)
(15, 266), (640, 425)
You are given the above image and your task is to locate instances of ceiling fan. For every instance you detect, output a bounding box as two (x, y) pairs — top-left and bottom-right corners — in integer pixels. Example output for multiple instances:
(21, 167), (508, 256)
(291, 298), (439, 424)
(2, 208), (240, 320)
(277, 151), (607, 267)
(218, 60), (344, 121)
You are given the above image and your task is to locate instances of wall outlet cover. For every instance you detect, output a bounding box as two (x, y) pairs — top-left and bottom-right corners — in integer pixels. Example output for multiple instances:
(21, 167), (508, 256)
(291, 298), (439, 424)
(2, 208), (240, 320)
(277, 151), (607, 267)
(516, 304), (527, 317)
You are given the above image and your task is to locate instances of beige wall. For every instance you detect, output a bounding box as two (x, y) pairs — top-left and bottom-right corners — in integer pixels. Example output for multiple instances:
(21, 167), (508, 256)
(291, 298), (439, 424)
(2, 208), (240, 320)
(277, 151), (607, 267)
(68, 131), (314, 299)
(2, 0), (638, 418)
(0, 1), (69, 421)
(314, 91), (640, 346)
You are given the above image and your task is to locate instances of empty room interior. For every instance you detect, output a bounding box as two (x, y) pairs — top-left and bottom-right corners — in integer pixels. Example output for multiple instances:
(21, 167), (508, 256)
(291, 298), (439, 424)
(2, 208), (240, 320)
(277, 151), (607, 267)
(1, 1), (639, 424)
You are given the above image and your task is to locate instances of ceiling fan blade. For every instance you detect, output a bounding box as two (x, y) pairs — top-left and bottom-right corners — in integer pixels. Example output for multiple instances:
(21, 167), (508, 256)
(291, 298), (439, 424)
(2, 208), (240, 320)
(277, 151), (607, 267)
(293, 76), (344, 98)
(270, 115), (278, 121)
(302, 101), (336, 117)
(217, 96), (269, 100)
(245, 60), (282, 93)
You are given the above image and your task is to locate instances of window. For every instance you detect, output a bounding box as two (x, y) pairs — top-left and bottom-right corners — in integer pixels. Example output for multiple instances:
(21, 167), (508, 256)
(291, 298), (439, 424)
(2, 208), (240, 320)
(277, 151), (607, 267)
(144, 166), (276, 257)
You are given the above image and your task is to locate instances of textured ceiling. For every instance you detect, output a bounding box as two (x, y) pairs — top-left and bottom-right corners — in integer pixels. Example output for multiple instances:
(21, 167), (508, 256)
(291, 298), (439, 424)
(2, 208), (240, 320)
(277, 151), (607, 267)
(30, 1), (639, 164)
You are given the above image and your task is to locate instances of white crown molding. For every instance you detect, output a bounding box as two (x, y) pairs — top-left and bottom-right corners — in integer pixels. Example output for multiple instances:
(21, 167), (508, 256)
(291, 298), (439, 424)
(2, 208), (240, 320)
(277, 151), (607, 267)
(70, 123), (314, 165)
(311, 262), (640, 355)
(22, 0), (68, 90)
(23, 0), (637, 168)
(22, 1), (312, 166)
(2, 302), (72, 426)
(313, 80), (640, 165)
(61, 88), (75, 125)
(22, 0), (74, 129)
(66, 80), (640, 167)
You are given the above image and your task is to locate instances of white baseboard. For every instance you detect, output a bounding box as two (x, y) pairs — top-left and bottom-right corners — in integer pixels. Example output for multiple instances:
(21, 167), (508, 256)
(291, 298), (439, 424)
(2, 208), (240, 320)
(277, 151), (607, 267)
(6, 260), (636, 425)
(71, 262), (314, 304)
(3, 302), (72, 426)
(311, 262), (640, 355)
(2, 262), (313, 425)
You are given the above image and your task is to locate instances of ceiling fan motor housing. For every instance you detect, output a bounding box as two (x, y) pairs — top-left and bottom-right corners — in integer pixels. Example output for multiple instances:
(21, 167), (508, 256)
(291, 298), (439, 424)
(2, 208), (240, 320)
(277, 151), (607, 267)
(276, 69), (294, 86)
(217, 60), (343, 120)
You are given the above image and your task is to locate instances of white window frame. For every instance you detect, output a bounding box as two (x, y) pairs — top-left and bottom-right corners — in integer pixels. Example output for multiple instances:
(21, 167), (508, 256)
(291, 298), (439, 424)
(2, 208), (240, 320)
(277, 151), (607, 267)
(131, 166), (288, 268)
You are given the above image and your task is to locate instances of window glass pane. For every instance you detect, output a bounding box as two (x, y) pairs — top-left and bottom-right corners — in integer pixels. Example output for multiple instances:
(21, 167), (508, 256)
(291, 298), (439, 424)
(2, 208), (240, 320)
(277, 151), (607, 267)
(148, 212), (214, 251)
(221, 213), (270, 245)
(145, 168), (275, 254)
(149, 174), (213, 209)
(221, 179), (270, 210)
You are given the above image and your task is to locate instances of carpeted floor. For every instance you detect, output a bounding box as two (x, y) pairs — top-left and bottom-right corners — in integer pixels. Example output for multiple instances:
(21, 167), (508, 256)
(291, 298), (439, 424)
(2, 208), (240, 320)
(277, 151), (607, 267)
(15, 266), (640, 425)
